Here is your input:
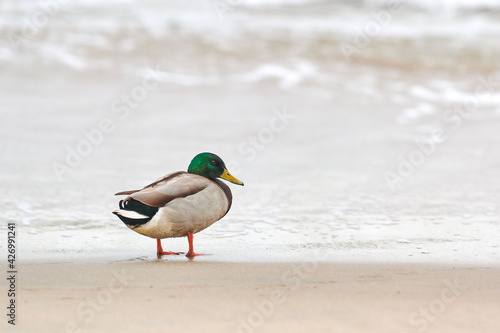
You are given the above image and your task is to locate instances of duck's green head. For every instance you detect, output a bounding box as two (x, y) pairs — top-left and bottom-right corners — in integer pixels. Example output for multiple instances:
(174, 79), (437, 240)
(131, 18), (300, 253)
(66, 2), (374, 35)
(188, 152), (244, 186)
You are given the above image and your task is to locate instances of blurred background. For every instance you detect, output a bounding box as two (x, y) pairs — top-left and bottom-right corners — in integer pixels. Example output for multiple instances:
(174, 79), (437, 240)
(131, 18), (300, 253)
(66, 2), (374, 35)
(1, 0), (499, 263)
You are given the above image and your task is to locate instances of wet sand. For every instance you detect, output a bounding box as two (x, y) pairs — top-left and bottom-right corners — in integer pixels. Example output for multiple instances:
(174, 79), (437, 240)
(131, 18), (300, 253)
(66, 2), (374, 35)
(2, 261), (499, 333)
(2, 1), (500, 333)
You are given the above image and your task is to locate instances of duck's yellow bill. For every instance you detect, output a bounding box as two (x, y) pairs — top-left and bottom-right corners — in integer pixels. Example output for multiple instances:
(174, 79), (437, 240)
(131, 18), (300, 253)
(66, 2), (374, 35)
(220, 169), (244, 186)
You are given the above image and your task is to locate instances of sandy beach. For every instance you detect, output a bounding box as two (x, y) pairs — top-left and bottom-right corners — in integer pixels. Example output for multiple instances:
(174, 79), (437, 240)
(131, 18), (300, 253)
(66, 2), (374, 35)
(1, 261), (498, 333)
(2, 0), (500, 332)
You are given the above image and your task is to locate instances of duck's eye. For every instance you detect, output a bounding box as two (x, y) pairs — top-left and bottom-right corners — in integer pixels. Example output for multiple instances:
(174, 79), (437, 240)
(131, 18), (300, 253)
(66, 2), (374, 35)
(210, 160), (217, 165)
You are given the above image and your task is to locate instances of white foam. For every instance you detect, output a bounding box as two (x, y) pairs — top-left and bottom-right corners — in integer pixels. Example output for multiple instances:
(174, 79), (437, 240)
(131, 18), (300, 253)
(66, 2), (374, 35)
(409, 86), (440, 101)
(243, 0), (500, 13)
(236, 61), (316, 89)
(40, 45), (87, 70)
(397, 103), (436, 124)
(368, 0), (500, 12)
(153, 71), (220, 86)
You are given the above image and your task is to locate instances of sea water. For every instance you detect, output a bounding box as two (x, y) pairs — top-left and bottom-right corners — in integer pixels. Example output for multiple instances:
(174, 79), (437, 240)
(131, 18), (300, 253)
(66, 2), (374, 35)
(0, 0), (499, 264)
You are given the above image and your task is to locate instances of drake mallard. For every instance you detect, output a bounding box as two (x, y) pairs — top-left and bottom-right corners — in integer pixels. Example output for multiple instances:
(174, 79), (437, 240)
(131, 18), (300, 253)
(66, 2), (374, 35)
(113, 152), (244, 257)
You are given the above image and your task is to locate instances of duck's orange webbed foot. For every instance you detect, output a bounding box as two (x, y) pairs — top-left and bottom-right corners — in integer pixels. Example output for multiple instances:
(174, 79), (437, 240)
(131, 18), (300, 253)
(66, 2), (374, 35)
(156, 239), (182, 256)
(185, 233), (206, 258)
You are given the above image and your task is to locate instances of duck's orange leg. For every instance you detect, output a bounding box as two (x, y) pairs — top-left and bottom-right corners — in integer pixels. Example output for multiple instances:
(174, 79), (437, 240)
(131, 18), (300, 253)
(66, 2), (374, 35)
(157, 239), (183, 256)
(185, 233), (204, 257)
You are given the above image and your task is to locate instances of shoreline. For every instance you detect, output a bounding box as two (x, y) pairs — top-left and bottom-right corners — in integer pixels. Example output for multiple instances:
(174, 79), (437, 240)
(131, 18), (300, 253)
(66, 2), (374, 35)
(9, 219), (500, 266)
(1, 261), (499, 332)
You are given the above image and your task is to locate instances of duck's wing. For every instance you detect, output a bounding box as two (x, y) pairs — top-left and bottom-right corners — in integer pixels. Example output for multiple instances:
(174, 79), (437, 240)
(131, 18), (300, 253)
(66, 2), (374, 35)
(115, 189), (140, 195)
(115, 171), (208, 208)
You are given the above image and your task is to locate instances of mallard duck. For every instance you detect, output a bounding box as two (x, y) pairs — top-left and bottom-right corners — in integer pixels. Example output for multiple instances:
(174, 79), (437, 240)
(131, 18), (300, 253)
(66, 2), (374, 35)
(113, 152), (244, 257)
